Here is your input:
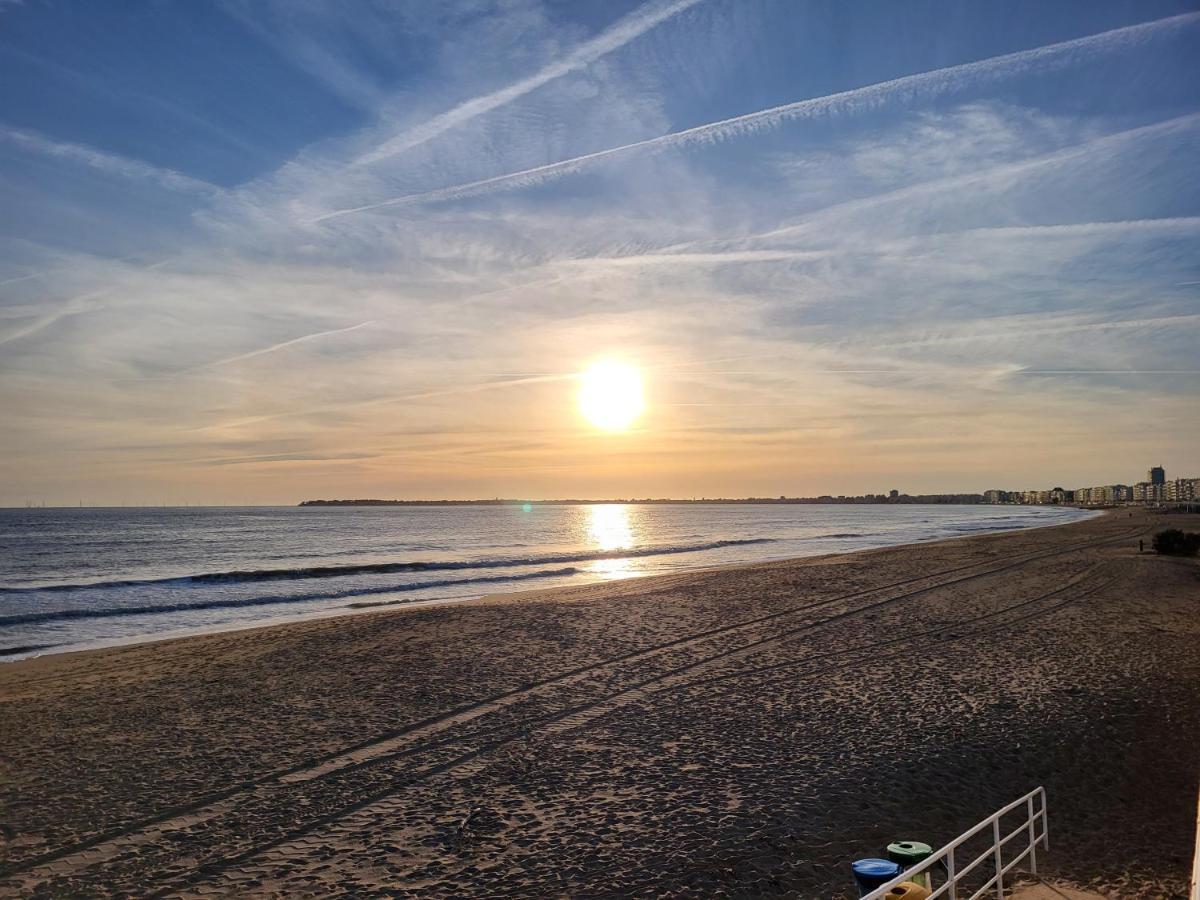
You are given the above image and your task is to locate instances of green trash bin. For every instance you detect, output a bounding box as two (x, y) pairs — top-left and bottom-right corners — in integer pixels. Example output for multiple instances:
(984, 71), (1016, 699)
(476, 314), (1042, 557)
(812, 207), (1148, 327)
(887, 840), (933, 888)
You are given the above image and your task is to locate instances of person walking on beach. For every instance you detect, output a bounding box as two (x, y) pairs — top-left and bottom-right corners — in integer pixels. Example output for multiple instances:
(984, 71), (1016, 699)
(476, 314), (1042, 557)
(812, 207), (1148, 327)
(1139, 539), (1144, 553)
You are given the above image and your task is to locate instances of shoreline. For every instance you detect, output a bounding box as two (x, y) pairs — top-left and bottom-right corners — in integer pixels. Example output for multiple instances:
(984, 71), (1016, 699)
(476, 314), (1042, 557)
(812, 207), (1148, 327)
(0, 505), (1100, 666)
(1, 507), (1196, 897)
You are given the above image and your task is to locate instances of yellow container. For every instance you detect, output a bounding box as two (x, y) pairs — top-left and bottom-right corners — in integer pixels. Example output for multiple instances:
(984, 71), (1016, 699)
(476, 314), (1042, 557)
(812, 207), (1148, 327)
(883, 882), (931, 900)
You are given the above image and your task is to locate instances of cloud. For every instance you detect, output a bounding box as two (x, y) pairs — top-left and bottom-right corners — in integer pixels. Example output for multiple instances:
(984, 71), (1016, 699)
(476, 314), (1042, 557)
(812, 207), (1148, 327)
(313, 10), (1200, 219)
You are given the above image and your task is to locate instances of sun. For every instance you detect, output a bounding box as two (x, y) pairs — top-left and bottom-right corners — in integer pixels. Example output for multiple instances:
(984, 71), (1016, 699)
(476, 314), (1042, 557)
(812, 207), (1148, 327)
(577, 360), (645, 432)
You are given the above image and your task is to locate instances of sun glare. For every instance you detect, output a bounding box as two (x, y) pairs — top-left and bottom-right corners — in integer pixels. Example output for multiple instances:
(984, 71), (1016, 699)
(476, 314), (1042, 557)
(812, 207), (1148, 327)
(578, 361), (645, 432)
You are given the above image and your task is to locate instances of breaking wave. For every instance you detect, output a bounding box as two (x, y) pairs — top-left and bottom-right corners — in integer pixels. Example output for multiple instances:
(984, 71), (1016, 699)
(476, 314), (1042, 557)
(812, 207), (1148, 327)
(1, 539), (774, 593)
(0, 567), (582, 626)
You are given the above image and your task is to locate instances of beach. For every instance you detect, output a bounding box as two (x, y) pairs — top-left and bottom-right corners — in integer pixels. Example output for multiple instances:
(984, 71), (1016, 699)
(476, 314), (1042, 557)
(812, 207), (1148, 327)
(1, 508), (1197, 897)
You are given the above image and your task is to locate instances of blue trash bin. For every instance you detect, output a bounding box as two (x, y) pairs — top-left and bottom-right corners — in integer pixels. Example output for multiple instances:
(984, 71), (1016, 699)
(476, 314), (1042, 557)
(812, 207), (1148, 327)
(852, 858), (902, 896)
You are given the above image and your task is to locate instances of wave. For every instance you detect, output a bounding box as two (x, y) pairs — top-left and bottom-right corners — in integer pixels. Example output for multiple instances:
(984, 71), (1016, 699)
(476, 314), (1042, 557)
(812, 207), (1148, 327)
(0, 643), (58, 657)
(0, 567), (581, 627)
(0, 538), (774, 593)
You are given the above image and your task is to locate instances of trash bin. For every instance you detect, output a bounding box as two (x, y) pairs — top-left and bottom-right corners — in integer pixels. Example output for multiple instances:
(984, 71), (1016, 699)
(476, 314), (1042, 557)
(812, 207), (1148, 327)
(883, 882), (931, 900)
(887, 840), (934, 888)
(851, 858), (902, 896)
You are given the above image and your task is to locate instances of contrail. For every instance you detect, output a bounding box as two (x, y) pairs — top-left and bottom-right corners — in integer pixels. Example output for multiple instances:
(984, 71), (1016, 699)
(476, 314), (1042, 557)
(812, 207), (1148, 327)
(0, 272), (43, 287)
(201, 320), (377, 370)
(0, 258), (178, 347)
(197, 356), (814, 431)
(556, 249), (830, 268)
(0, 125), (221, 196)
(875, 313), (1200, 352)
(954, 216), (1200, 239)
(0, 288), (110, 347)
(355, 0), (707, 165)
(197, 372), (575, 432)
(656, 213), (1200, 262)
(314, 11), (1200, 221)
(741, 113), (1200, 246)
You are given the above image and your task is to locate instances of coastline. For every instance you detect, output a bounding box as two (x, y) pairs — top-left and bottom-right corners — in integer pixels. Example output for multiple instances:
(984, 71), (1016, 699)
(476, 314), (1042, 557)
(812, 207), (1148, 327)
(1, 508), (1196, 897)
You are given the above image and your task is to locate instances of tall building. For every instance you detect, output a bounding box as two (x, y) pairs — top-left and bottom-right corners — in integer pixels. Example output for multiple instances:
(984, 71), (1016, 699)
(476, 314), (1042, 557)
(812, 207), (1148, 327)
(1148, 466), (1165, 486)
(1167, 478), (1199, 502)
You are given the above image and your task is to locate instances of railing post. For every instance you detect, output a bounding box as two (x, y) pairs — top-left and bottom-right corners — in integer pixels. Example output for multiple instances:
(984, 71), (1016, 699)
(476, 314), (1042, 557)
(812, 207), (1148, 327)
(994, 818), (1005, 898)
(1042, 788), (1050, 852)
(1028, 795), (1038, 875)
(947, 846), (957, 900)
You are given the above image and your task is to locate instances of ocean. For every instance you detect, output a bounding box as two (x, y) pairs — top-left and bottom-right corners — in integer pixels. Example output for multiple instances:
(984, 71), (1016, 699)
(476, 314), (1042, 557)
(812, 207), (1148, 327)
(0, 503), (1095, 660)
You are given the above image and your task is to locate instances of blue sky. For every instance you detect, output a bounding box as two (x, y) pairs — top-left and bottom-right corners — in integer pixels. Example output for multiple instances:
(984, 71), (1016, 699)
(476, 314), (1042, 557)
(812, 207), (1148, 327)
(1, 0), (1198, 504)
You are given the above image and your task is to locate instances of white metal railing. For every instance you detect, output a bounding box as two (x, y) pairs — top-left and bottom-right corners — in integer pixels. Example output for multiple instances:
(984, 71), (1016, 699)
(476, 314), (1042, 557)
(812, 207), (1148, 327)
(861, 787), (1048, 900)
(1190, 785), (1199, 900)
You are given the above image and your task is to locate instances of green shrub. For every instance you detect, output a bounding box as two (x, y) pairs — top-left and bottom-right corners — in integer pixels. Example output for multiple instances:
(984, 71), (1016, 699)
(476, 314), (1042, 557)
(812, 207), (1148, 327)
(1152, 529), (1200, 557)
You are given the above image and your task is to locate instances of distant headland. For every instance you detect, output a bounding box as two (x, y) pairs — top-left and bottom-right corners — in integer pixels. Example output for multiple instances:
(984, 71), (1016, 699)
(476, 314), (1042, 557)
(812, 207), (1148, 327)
(300, 463), (1200, 509)
(299, 493), (984, 507)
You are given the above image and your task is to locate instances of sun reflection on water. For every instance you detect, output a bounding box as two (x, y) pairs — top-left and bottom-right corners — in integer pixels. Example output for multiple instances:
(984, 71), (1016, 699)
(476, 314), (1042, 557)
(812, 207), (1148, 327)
(586, 504), (638, 579)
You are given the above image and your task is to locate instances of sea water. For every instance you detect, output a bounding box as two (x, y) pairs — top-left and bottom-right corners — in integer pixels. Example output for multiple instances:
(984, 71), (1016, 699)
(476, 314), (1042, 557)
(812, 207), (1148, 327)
(0, 503), (1095, 659)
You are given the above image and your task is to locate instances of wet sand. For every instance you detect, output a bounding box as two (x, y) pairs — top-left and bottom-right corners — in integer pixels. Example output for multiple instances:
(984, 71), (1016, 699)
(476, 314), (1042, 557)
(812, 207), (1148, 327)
(1, 509), (1197, 898)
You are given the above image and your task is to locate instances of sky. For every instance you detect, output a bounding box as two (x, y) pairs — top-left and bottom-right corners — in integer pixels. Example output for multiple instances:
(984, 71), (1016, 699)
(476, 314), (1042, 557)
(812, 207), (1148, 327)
(1, 0), (1198, 505)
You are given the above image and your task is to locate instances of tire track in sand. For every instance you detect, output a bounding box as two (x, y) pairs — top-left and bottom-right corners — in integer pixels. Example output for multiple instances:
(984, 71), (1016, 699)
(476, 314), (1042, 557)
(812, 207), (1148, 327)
(166, 566), (1118, 898)
(1, 526), (1138, 895)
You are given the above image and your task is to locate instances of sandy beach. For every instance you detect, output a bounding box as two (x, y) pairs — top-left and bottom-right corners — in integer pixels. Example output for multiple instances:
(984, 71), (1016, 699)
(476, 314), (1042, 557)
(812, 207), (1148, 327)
(1, 508), (1197, 898)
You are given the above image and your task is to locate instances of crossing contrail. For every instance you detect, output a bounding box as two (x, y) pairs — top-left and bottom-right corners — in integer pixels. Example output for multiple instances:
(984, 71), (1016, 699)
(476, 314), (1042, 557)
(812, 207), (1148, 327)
(354, 0), (708, 165)
(313, 11), (1200, 222)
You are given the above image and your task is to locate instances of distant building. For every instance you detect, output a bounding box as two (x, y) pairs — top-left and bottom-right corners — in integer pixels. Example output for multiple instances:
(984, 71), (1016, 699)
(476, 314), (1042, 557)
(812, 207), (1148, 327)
(1132, 481), (1165, 503)
(1103, 485), (1130, 504)
(1167, 478), (1199, 502)
(1002, 467), (1194, 508)
(889, 489), (899, 499)
(1075, 485), (1129, 506)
